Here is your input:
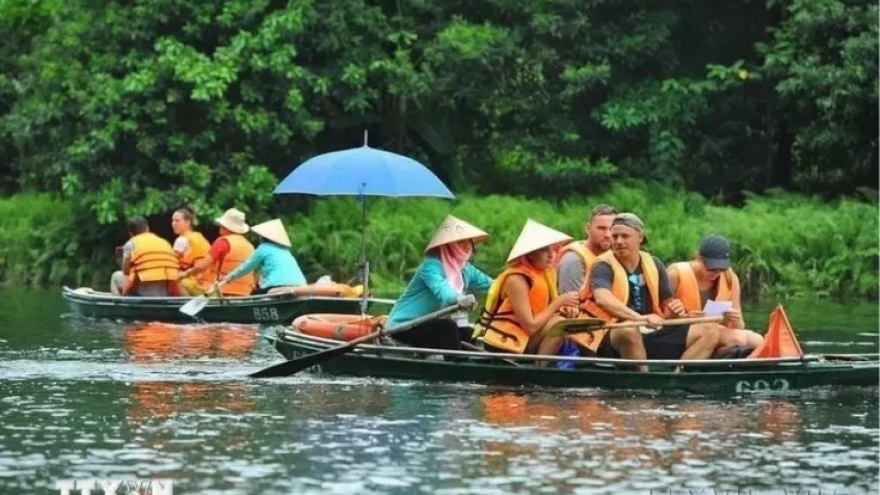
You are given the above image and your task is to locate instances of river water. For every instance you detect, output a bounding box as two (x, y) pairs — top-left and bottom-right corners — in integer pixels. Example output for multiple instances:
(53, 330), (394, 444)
(0, 288), (877, 495)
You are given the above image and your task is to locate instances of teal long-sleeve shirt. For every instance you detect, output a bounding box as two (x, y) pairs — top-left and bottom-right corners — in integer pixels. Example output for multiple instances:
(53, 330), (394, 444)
(225, 242), (307, 289)
(386, 256), (493, 328)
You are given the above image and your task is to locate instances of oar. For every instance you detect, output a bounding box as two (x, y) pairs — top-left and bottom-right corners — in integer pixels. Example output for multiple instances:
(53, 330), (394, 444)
(546, 315), (724, 338)
(179, 284), (221, 318)
(250, 303), (465, 378)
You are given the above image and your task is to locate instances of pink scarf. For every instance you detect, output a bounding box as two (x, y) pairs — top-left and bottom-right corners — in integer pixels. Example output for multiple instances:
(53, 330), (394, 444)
(438, 242), (472, 293)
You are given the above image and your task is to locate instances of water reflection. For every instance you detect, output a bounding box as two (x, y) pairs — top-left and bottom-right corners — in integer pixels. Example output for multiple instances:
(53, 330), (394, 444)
(123, 322), (258, 361)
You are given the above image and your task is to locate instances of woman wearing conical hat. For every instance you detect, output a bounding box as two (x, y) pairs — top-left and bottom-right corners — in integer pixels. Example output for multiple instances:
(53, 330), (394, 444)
(213, 219), (307, 295)
(476, 219), (580, 358)
(386, 215), (494, 351)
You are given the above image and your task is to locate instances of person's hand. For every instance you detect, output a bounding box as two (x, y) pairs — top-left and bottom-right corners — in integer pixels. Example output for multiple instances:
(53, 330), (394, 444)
(686, 310), (705, 318)
(642, 314), (664, 329)
(666, 298), (687, 318)
(723, 309), (742, 329)
(556, 291), (580, 308)
(559, 306), (580, 318)
(456, 293), (477, 309)
(210, 280), (226, 295)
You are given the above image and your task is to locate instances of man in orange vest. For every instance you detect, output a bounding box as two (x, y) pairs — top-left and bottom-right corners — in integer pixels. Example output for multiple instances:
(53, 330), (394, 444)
(667, 234), (764, 355)
(178, 207), (256, 296)
(110, 216), (180, 296)
(556, 204), (617, 294)
(580, 213), (721, 372)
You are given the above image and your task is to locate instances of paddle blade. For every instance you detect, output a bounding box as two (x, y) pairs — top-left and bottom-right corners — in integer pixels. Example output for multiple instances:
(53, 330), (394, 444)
(545, 317), (607, 338)
(179, 296), (209, 317)
(249, 344), (352, 378)
(748, 305), (804, 358)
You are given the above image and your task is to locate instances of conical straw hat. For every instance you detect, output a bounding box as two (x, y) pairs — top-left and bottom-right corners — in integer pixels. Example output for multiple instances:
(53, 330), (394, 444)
(214, 207), (249, 234)
(506, 219), (573, 263)
(424, 215), (489, 254)
(251, 219), (291, 248)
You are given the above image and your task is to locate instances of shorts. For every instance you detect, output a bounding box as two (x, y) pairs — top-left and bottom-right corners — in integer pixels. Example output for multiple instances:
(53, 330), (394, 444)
(597, 324), (690, 360)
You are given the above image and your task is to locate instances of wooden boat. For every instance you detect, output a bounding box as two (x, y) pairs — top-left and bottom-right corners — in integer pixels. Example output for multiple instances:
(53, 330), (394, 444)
(265, 326), (879, 395)
(62, 286), (396, 324)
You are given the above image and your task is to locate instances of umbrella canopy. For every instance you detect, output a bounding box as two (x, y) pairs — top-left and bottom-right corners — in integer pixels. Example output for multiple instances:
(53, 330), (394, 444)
(273, 135), (455, 313)
(274, 144), (455, 199)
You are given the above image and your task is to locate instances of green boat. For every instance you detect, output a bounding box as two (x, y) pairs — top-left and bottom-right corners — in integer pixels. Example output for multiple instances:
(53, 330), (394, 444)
(265, 327), (879, 395)
(62, 286), (396, 324)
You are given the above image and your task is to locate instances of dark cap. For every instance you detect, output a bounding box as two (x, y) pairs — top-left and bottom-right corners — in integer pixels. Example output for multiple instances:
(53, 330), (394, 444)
(699, 235), (731, 270)
(612, 213), (648, 244)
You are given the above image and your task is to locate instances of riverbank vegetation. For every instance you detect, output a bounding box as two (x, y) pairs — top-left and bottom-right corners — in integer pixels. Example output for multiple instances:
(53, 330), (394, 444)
(0, 0), (876, 299)
(1, 185), (876, 300)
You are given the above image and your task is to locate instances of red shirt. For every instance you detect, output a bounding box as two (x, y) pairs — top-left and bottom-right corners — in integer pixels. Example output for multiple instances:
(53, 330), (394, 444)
(208, 238), (231, 261)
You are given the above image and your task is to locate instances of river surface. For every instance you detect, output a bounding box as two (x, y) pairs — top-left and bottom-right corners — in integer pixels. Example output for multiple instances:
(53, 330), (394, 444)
(0, 288), (877, 495)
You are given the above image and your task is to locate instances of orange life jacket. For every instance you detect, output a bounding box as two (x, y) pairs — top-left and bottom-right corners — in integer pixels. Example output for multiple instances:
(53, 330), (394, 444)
(178, 231), (211, 270)
(202, 234), (256, 296)
(123, 232), (180, 294)
(668, 261), (734, 312)
(476, 261), (558, 354)
(575, 251), (662, 352)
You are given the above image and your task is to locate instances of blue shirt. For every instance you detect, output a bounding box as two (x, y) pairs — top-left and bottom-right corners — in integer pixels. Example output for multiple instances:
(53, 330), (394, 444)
(386, 257), (493, 328)
(225, 242), (307, 289)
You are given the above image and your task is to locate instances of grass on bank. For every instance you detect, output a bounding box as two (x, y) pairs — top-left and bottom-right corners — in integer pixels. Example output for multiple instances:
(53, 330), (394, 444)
(0, 184), (876, 300)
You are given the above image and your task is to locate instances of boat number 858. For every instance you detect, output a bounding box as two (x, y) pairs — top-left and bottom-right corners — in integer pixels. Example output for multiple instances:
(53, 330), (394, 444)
(735, 378), (790, 393)
(253, 307), (280, 321)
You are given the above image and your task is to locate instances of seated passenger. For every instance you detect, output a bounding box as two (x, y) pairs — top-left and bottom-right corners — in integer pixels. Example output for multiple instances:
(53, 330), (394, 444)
(110, 216), (180, 297)
(580, 213), (720, 372)
(178, 207), (256, 296)
(667, 234), (764, 356)
(386, 215), (493, 351)
(170, 205), (211, 296)
(478, 219), (580, 359)
(214, 219), (307, 295)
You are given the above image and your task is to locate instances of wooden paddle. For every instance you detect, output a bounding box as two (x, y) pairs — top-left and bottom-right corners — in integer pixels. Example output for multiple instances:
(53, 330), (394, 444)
(545, 315), (724, 337)
(249, 303), (465, 378)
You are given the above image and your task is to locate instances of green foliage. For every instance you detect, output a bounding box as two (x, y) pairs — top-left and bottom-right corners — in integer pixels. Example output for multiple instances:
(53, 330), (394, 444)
(0, 193), (114, 288)
(281, 184), (878, 300)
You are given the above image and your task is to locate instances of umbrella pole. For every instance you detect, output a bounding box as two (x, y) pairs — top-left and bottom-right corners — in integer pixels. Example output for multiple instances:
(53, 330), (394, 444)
(359, 195), (369, 315)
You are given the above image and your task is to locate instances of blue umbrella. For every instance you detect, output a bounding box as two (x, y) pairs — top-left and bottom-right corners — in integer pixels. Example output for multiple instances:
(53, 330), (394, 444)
(274, 133), (456, 312)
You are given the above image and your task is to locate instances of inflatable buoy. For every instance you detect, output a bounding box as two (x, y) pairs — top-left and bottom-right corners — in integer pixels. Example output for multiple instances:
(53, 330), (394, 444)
(294, 313), (388, 341)
(268, 283), (365, 298)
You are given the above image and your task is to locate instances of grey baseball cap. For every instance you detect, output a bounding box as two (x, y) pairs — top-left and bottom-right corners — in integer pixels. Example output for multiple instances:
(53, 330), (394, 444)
(612, 212), (648, 244)
(699, 235), (731, 270)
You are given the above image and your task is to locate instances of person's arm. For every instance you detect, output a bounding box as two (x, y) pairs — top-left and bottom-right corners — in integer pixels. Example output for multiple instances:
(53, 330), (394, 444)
(556, 251), (586, 294)
(505, 274), (567, 336)
(121, 241), (134, 275)
(656, 258), (687, 318)
(730, 271), (745, 329)
(666, 263), (680, 294)
(590, 261), (646, 322)
(418, 259), (461, 305)
(464, 263), (494, 293)
(172, 236), (189, 259)
(224, 248), (262, 282)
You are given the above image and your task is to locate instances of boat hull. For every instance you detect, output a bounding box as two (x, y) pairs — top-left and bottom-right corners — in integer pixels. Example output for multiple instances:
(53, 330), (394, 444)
(62, 286), (393, 324)
(268, 331), (880, 395)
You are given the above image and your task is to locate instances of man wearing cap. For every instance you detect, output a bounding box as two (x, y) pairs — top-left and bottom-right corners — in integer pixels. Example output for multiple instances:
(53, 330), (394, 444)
(667, 234), (764, 354)
(386, 215), (494, 352)
(557, 204), (617, 294)
(178, 207), (256, 296)
(580, 213), (721, 371)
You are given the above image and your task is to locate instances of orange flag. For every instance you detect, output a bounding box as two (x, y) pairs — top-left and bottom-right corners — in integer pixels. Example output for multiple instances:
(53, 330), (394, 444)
(748, 305), (804, 358)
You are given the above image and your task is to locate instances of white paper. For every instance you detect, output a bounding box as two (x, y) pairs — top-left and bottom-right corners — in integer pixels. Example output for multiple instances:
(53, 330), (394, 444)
(703, 299), (733, 317)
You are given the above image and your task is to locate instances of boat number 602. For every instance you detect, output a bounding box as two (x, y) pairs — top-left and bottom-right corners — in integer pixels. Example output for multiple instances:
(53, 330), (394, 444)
(735, 378), (790, 393)
(253, 307), (280, 321)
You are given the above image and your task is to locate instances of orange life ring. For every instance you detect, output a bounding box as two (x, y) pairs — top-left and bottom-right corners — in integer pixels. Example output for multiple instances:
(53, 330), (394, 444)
(294, 313), (388, 341)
